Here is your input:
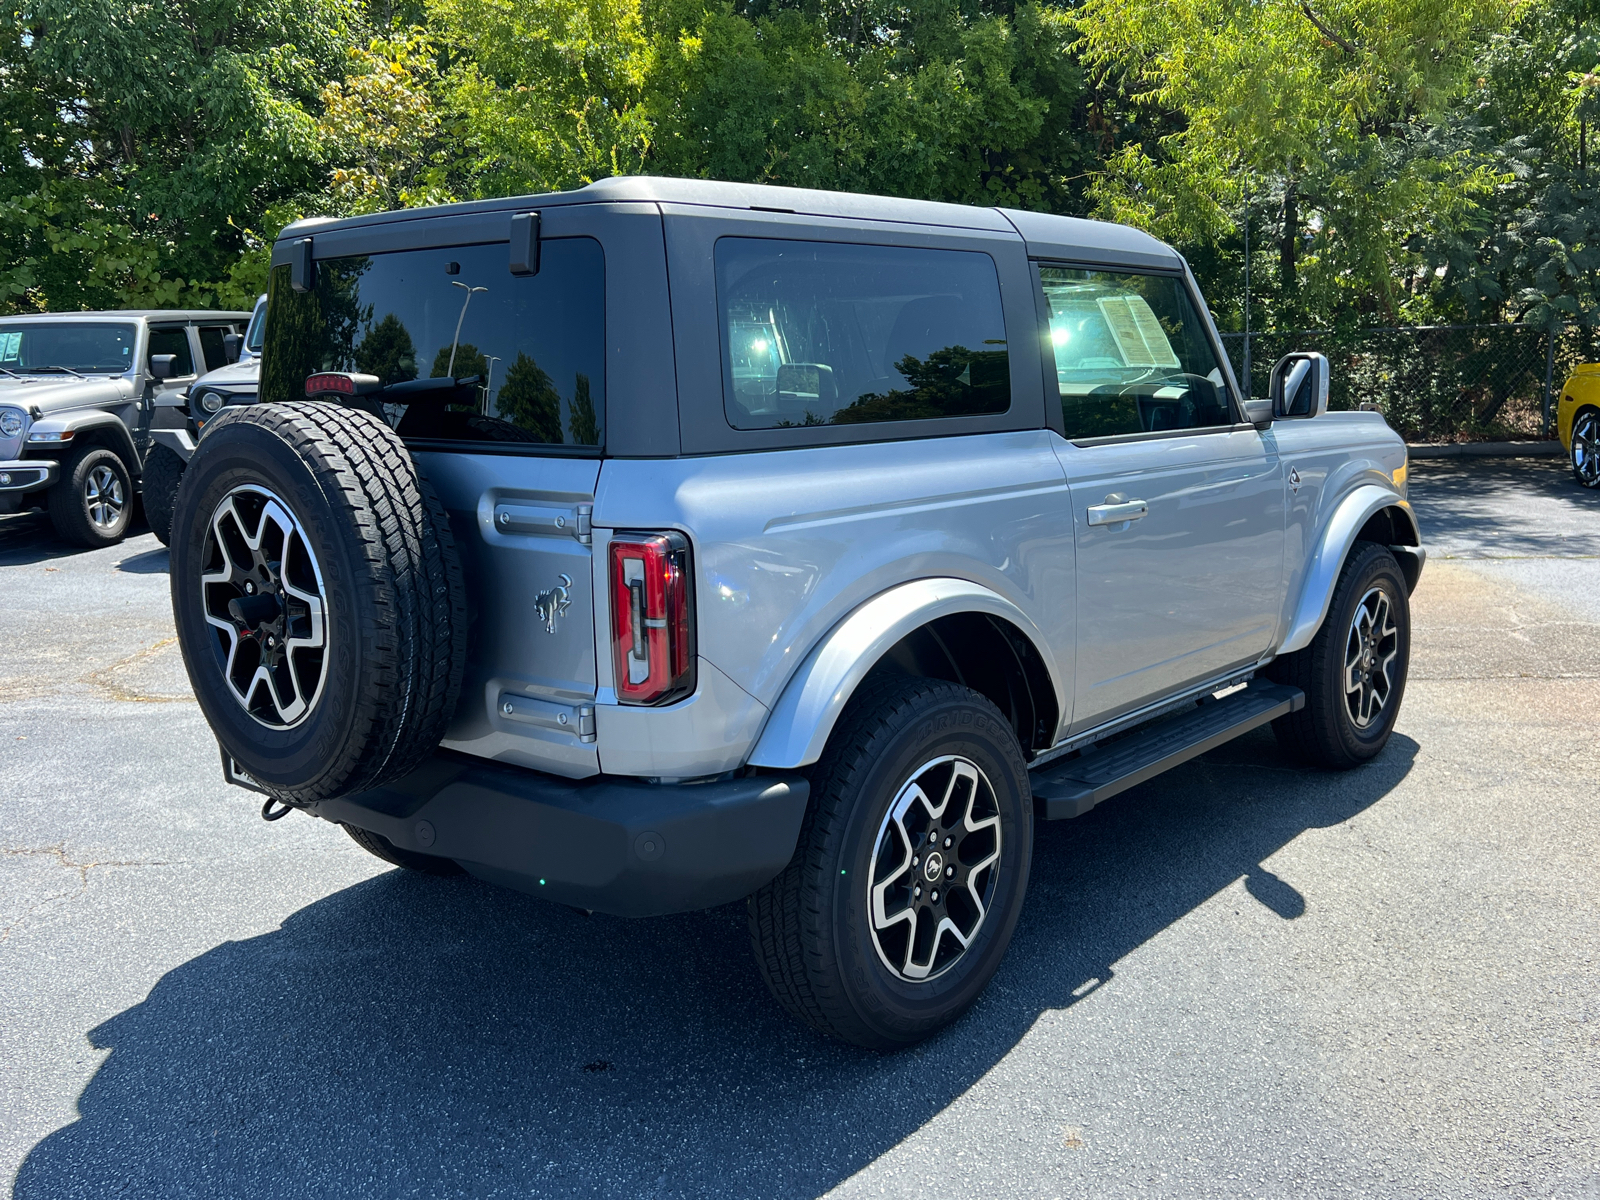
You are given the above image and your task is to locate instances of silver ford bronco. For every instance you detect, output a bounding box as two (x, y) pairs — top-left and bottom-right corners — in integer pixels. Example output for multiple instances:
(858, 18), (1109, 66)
(0, 308), (252, 546)
(167, 178), (1422, 1049)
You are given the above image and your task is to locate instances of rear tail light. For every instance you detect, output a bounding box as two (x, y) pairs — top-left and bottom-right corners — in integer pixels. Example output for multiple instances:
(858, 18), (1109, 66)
(609, 532), (694, 705)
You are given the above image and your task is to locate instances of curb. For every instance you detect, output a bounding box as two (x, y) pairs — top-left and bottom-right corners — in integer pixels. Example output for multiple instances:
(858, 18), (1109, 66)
(1407, 441), (1563, 459)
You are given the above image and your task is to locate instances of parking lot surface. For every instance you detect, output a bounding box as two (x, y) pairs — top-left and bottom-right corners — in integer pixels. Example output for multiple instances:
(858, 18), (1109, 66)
(2, 456), (1597, 1199)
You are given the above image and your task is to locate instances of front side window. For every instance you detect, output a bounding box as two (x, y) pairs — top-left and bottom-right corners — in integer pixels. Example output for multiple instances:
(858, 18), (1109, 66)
(0, 322), (137, 374)
(261, 238), (605, 450)
(716, 238), (1010, 430)
(148, 326), (196, 377)
(1040, 267), (1231, 439)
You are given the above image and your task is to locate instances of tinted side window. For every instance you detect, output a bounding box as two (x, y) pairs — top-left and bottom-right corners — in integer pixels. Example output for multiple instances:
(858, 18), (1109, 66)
(198, 326), (234, 372)
(147, 326), (195, 377)
(1039, 267), (1229, 439)
(716, 238), (1009, 430)
(261, 238), (606, 451)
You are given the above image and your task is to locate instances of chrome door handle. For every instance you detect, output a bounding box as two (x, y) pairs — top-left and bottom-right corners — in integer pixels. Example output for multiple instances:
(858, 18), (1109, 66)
(1086, 497), (1149, 527)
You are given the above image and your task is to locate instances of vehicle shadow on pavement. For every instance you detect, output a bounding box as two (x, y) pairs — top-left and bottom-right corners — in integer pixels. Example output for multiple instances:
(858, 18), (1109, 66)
(0, 512), (156, 566)
(14, 728), (1416, 1199)
(1408, 458), (1600, 557)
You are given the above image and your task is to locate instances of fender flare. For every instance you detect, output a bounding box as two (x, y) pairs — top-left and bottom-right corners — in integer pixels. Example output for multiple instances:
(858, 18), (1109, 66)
(149, 428), (198, 463)
(1279, 484), (1422, 655)
(27, 412), (142, 475)
(746, 577), (1064, 770)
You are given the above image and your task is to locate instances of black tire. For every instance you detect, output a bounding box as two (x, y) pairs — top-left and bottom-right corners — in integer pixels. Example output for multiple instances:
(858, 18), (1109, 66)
(342, 823), (464, 876)
(1267, 540), (1411, 769)
(748, 676), (1033, 1050)
(140, 444), (185, 546)
(48, 445), (133, 547)
(1570, 407), (1600, 489)
(169, 402), (468, 804)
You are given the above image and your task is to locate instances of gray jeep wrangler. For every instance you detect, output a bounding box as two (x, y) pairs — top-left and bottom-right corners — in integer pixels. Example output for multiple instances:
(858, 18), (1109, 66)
(0, 308), (252, 546)
(167, 178), (1422, 1048)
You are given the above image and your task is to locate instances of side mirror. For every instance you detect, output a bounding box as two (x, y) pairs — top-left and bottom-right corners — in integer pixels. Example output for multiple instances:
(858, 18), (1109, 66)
(149, 354), (178, 380)
(1243, 397), (1274, 429)
(223, 332), (241, 363)
(1269, 352), (1329, 419)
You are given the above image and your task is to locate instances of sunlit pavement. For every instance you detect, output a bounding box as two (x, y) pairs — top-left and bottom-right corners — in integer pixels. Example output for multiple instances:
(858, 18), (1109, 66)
(1, 458), (1597, 1199)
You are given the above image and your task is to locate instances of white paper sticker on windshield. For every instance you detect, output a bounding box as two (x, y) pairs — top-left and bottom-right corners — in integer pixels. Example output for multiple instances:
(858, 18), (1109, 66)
(1097, 295), (1180, 369)
(0, 333), (19, 363)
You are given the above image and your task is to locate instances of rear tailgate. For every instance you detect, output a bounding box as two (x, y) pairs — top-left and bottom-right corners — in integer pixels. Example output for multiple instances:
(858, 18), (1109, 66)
(418, 451), (601, 778)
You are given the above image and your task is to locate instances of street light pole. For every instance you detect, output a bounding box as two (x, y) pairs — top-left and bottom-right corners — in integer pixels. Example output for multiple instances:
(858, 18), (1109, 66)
(448, 281), (488, 378)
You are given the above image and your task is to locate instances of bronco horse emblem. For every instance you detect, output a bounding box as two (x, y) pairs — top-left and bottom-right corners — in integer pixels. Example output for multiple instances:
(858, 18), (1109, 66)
(533, 573), (573, 634)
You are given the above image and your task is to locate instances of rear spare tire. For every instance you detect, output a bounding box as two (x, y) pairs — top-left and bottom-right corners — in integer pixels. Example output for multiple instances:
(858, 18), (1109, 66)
(169, 403), (467, 803)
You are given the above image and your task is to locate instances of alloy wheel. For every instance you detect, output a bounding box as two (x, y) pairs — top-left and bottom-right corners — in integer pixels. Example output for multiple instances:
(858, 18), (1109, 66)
(85, 463), (125, 529)
(867, 755), (1003, 981)
(1574, 412), (1600, 487)
(1343, 585), (1399, 728)
(200, 485), (329, 728)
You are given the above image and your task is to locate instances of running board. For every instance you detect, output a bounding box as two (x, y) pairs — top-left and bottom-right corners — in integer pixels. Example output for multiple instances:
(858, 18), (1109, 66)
(1029, 680), (1305, 820)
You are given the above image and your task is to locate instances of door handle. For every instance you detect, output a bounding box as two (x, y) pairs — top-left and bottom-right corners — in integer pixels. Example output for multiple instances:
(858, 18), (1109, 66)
(1086, 496), (1149, 527)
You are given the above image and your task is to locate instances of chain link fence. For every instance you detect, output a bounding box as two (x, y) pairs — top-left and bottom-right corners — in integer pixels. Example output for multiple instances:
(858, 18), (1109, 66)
(1218, 324), (1600, 442)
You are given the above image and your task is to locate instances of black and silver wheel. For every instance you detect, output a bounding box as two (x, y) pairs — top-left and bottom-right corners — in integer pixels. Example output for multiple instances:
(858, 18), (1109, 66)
(200, 485), (329, 727)
(48, 445), (133, 547)
(749, 676), (1032, 1049)
(140, 443), (185, 545)
(1571, 408), (1600, 489)
(170, 402), (467, 804)
(1267, 540), (1411, 768)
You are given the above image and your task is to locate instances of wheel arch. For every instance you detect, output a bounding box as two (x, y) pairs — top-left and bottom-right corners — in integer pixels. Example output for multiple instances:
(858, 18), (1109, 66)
(29, 413), (141, 478)
(1279, 484), (1422, 656)
(745, 578), (1064, 770)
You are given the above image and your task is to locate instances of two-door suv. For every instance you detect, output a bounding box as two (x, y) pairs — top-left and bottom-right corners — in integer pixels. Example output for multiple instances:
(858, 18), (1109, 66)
(168, 178), (1423, 1048)
(0, 308), (252, 545)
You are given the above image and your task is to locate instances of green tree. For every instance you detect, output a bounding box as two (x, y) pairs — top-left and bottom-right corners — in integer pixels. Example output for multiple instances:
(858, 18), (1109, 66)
(495, 351), (562, 441)
(355, 313), (419, 384)
(568, 372), (599, 444)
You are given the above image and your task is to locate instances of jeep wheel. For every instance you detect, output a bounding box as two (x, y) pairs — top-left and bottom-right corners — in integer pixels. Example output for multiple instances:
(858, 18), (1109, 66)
(343, 823), (464, 876)
(1571, 409), (1600, 489)
(748, 677), (1033, 1049)
(1267, 540), (1411, 769)
(48, 446), (133, 548)
(169, 403), (467, 804)
(140, 444), (185, 546)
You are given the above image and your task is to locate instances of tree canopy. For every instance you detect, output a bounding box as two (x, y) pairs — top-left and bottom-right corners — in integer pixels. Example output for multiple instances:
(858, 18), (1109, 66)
(3, 0), (1597, 331)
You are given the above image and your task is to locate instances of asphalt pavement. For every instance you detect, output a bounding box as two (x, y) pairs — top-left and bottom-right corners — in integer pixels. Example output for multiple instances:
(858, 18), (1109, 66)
(1, 456), (1597, 1199)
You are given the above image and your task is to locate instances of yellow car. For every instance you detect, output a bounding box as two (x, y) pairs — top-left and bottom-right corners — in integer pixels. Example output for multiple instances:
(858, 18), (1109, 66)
(1558, 364), (1600, 488)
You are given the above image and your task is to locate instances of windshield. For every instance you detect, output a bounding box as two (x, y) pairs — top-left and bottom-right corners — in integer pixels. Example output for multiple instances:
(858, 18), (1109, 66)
(0, 322), (137, 375)
(243, 297), (267, 355)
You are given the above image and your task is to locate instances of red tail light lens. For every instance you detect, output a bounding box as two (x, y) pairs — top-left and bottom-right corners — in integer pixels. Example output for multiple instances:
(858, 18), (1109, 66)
(609, 532), (695, 705)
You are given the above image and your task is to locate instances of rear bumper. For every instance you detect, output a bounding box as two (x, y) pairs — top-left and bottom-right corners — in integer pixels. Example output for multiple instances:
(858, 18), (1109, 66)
(307, 754), (810, 917)
(0, 460), (56, 494)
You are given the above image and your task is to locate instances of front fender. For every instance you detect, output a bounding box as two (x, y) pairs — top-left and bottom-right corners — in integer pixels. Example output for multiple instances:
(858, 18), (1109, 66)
(746, 577), (1061, 770)
(1279, 484), (1422, 655)
(27, 411), (141, 472)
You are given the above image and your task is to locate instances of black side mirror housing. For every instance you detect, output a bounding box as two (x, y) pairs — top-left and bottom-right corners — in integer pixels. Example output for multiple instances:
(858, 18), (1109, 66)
(1269, 352), (1330, 419)
(149, 354), (178, 380)
(223, 332), (241, 363)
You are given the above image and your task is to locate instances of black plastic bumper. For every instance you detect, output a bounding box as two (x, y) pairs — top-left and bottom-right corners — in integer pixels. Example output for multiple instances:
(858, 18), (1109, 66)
(308, 754), (810, 917)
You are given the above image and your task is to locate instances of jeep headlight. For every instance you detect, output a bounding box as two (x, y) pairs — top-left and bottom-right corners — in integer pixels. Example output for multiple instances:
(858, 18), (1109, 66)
(194, 388), (226, 414)
(0, 408), (23, 438)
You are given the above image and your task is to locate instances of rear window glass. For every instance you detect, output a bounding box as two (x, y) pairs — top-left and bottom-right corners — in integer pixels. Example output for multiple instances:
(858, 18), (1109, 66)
(147, 326), (195, 377)
(1039, 267), (1230, 439)
(0, 322), (136, 374)
(716, 238), (1010, 430)
(261, 238), (605, 451)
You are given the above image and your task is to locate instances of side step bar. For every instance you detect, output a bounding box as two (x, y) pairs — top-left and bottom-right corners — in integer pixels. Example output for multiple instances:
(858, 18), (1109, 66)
(1030, 680), (1305, 820)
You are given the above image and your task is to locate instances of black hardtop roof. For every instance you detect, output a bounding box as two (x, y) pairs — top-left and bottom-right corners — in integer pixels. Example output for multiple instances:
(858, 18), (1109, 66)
(275, 176), (1181, 269)
(0, 309), (254, 322)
